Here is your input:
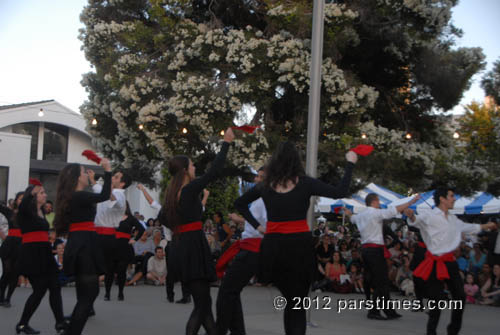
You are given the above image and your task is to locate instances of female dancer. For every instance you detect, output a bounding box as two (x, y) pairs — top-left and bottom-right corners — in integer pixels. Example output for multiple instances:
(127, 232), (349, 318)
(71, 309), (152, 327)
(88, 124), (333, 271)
(162, 127), (234, 335)
(15, 184), (65, 334)
(0, 191), (23, 307)
(54, 158), (112, 335)
(111, 201), (144, 300)
(235, 142), (357, 335)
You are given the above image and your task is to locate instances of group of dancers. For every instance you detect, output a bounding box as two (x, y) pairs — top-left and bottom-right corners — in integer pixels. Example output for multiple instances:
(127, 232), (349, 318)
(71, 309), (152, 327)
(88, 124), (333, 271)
(0, 125), (497, 335)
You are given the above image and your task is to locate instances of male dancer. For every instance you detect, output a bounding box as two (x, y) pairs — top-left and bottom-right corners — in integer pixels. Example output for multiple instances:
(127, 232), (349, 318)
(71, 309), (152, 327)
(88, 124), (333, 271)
(405, 188), (496, 335)
(344, 193), (420, 320)
(89, 170), (131, 301)
(215, 166), (267, 335)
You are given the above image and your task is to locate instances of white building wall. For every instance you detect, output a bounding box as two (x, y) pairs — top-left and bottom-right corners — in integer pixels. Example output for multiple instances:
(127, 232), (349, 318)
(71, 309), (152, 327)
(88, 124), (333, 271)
(0, 132), (31, 199)
(67, 128), (98, 166)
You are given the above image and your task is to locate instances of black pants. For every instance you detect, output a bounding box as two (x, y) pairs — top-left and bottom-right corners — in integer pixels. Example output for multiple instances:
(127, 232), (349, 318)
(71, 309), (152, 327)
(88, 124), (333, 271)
(0, 257), (18, 303)
(273, 273), (310, 335)
(67, 254), (100, 335)
(105, 259), (128, 297)
(18, 273), (64, 326)
(216, 249), (259, 335)
(361, 247), (394, 316)
(165, 243), (189, 300)
(186, 279), (216, 335)
(99, 235), (115, 297)
(425, 261), (465, 335)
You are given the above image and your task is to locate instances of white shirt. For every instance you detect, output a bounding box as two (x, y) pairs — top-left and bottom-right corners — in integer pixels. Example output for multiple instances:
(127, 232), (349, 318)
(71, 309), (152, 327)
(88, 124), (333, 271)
(147, 201), (172, 241)
(410, 207), (481, 256)
(92, 184), (126, 228)
(241, 198), (267, 240)
(150, 200), (162, 211)
(351, 207), (398, 245)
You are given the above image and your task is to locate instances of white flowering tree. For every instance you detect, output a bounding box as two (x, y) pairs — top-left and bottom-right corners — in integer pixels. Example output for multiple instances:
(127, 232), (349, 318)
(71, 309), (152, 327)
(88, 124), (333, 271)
(80, 0), (489, 194)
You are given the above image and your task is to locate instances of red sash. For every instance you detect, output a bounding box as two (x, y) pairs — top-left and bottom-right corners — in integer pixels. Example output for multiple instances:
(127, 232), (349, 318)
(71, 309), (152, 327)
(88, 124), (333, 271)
(69, 222), (96, 232)
(417, 241), (427, 249)
(413, 251), (455, 281)
(95, 227), (116, 235)
(215, 238), (262, 279)
(266, 220), (309, 234)
(115, 231), (131, 239)
(8, 228), (22, 237)
(177, 221), (202, 233)
(362, 243), (391, 259)
(22, 231), (49, 244)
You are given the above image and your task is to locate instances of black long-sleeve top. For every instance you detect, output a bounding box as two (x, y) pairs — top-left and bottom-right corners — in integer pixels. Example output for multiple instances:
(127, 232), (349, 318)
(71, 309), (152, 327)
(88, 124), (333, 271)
(0, 204), (17, 230)
(117, 216), (145, 241)
(177, 142), (230, 225)
(68, 172), (112, 224)
(17, 193), (49, 234)
(235, 162), (355, 229)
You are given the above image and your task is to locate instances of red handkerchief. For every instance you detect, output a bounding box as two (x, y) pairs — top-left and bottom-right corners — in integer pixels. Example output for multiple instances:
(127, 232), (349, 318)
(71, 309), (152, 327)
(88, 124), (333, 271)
(350, 144), (374, 156)
(232, 125), (260, 134)
(82, 150), (102, 164)
(334, 207), (342, 214)
(29, 178), (42, 186)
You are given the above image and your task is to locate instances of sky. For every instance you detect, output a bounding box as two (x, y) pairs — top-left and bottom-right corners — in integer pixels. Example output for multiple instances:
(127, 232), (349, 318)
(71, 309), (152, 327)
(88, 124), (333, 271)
(0, 0), (499, 114)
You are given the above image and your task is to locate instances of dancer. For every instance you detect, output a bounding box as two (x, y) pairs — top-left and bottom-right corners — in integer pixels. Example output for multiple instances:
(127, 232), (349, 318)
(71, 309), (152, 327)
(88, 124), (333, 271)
(344, 193), (419, 320)
(216, 166), (267, 335)
(137, 183), (192, 303)
(405, 188), (496, 335)
(54, 158), (112, 335)
(161, 127), (234, 335)
(112, 201), (144, 300)
(234, 142), (357, 335)
(89, 169), (131, 301)
(408, 226), (426, 311)
(16, 184), (65, 334)
(0, 191), (23, 307)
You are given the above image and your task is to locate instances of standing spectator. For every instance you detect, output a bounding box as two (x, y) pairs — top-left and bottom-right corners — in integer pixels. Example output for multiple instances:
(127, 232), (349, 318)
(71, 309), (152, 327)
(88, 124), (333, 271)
(486, 219), (500, 265)
(469, 243), (487, 275)
(146, 247), (167, 286)
(464, 273), (479, 304)
(44, 201), (55, 229)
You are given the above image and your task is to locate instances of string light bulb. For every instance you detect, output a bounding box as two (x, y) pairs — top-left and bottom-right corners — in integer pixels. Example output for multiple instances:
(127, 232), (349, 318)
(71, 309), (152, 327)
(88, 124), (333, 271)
(138, 124), (144, 130)
(220, 130), (224, 136)
(361, 133), (367, 139)
(91, 118), (97, 126)
(453, 132), (459, 139)
(182, 128), (188, 134)
(38, 108), (44, 117)
(405, 133), (412, 140)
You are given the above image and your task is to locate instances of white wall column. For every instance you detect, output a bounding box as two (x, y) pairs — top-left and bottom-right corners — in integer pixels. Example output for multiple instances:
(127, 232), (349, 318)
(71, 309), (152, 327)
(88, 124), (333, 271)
(37, 122), (44, 160)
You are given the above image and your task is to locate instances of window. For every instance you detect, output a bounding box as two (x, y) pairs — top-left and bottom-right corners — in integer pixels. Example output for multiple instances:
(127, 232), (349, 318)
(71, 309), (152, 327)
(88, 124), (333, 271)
(11, 122), (39, 159)
(0, 167), (8, 203)
(43, 123), (68, 162)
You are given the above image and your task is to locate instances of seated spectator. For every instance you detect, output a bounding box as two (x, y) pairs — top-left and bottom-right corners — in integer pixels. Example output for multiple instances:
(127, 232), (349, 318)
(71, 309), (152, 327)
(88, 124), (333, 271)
(203, 219), (214, 234)
(396, 255), (414, 296)
(480, 263), (500, 306)
(464, 273), (479, 304)
(346, 248), (362, 270)
(387, 258), (399, 290)
(478, 263), (492, 288)
(389, 241), (403, 267)
(48, 229), (64, 254)
(316, 235), (334, 268)
(456, 248), (469, 279)
(127, 231), (155, 285)
(339, 240), (352, 263)
(54, 243), (71, 286)
(319, 251), (352, 293)
(469, 243), (487, 275)
(348, 262), (363, 294)
(152, 229), (163, 248)
(146, 247), (167, 286)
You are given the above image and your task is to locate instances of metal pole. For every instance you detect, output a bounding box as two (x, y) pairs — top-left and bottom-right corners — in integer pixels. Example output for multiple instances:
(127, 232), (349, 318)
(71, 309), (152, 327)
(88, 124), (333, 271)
(306, 0), (325, 329)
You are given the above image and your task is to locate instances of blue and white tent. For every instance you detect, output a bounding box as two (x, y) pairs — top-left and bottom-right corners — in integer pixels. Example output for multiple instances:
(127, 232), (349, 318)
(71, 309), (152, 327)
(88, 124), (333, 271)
(317, 183), (405, 214)
(388, 191), (500, 215)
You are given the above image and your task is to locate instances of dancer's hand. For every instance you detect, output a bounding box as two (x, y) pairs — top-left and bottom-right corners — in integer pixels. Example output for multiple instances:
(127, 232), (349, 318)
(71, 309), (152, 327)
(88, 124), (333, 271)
(137, 183), (145, 191)
(257, 225), (266, 235)
(482, 222), (497, 231)
(346, 151), (358, 164)
(203, 189), (210, 199)
(88, 170), (96, 185)
(411, 194), (421, 203)
(224, 127), (235, 143)
(101, 158), (112, 172)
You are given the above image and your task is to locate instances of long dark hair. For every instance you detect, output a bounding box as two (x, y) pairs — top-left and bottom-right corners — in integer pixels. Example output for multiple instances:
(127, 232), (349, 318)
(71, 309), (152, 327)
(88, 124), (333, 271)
(15, 186), (39, 226)
(162, 155), (190, 233)
(264, 141), (305, 189)
(54, 164), (81, 235)
(12, 191), (24, 212)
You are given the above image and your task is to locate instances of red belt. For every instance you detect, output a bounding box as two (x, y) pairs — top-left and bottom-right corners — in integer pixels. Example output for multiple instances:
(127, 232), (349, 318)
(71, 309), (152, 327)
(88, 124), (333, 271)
(413, 251), (455, 281)
(177, 221), (202, 233)
(95, 227), (116, 235)
(215, 238), (262, 279)
(8, 228), (22, 237)
(266, 220), (309, 234)
(240, 238), (262, 252)
(69, 222), (96, 232)
(417, 241), (427, 249)
(362, 243), (391, 259)
(22, 231), (49, 244)
(115, 231), (131, 239)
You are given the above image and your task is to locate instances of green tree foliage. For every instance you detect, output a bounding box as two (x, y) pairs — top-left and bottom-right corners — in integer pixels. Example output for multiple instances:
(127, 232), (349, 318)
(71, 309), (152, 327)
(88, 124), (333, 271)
(481, 59), (500, 105)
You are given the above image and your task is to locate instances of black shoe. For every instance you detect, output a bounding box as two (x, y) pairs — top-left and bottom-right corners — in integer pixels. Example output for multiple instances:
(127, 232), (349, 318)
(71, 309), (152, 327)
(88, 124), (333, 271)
(16, 324), (41, 334)
(367, 312), (388, 320)
(176, 297), (191, 304)
(167, 296), (174, 303)
(104, 293), (110, 301)
(118, 293), (124, 301)
(88, 308), (96, 317)
(55, 321), (67, 334)
(3, 300), (11, 308)
(385, 311), (402, 320)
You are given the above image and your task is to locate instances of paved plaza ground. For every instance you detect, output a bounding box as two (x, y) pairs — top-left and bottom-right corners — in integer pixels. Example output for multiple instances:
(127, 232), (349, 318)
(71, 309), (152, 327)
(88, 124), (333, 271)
(0, 284), (496, 334)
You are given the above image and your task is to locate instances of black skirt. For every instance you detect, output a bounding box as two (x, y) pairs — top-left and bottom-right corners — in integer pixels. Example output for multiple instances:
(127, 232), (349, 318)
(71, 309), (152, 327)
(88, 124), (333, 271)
(0, 236), (21, 260)
(63, 231), (106, 276)
(258, 231), (315, 286)
(17, 242), (58, 276)
(168, 230), (216, 283)
(113, 238), (134, 264)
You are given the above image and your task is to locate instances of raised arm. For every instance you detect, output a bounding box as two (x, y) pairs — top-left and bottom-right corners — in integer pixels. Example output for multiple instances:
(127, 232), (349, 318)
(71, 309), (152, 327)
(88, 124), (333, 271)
(0, 203), (13, 219)
(306, 162), (355, 199)
(132, 217), (145, 241)
(234, 184), (264, 231)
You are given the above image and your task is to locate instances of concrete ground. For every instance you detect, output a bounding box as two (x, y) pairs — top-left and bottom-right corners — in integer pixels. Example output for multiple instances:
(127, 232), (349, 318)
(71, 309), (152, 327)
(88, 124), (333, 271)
(0, 284), (496, 334)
